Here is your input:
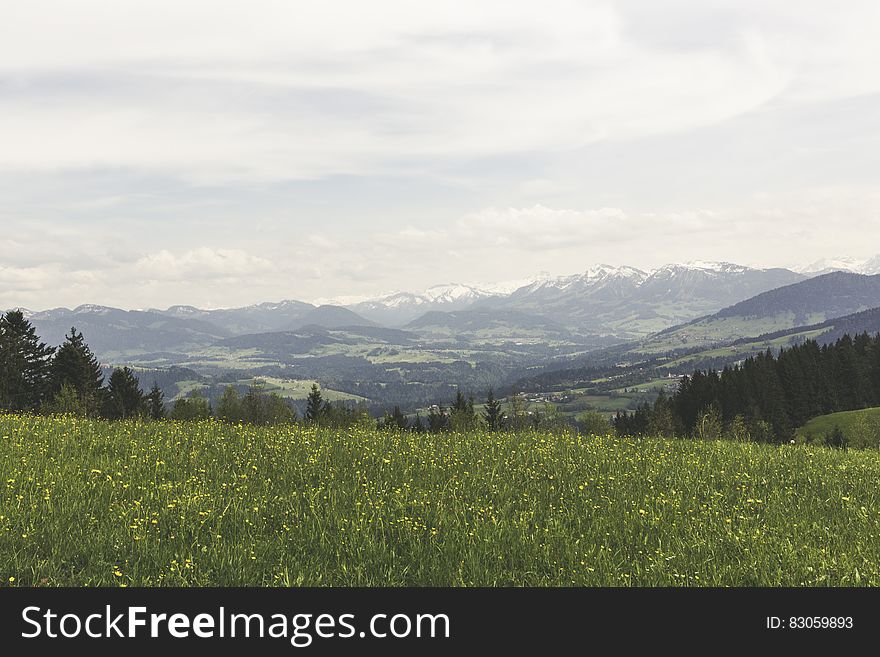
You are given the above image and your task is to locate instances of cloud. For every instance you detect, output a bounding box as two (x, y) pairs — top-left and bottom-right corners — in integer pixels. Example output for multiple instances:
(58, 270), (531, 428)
(390, 205), (721, 254)
(134, 248), (274, 281)
(3, 0), (861, 183)
(4, 187), (880, 311)
(3, 2), (880, 310)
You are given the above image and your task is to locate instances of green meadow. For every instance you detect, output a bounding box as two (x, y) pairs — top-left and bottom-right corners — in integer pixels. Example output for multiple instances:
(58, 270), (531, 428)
(2, 414), (880, 586)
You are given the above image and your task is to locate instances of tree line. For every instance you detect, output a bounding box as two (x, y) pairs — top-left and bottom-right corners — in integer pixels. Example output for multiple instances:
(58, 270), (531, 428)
(614, 333), (880, 446)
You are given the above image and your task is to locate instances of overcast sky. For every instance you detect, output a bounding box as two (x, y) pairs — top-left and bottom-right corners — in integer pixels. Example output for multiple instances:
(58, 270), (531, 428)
(3, 1), (880, 310)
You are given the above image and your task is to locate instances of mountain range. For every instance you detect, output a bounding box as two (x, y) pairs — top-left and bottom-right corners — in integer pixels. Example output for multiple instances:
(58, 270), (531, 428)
(11, 258), (880, 411)
(9, 257), (880, 363)
(796, 255), (880, 276)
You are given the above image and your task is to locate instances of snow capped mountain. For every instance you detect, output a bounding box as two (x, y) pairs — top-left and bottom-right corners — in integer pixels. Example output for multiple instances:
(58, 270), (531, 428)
(649, 261), (752, 277)
(361, 283), (499, 308)
(477, 275), (549, 295)
(509, 265), (649, 296)
(421, 283), (495, 304)
(72, 304), (115, 315)
(158, 305), (204, 317)
(348, 283), (502, 325)
(863, 256), (880, 275)
(249, 299), (311, 311)
(797, 255), (880, 276)
(8, 260), (815, 341)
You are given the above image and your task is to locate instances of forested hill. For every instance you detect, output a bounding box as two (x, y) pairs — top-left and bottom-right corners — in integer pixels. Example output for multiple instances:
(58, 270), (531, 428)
(732, 306), (880, 348)
(632, 272), (880, 354)
(616, 332), (880, 443)
(713, 271), (880, 323)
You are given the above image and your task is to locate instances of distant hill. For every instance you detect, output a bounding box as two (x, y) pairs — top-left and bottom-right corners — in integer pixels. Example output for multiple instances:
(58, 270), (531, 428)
(215, 325), (414, 360)
(638, 272), (880, 353)
(714, 272), (880, 323)
(155, 299), (315, 335)
(20, 301), (373, 361)
(299, 305), (377, 329)
(405, 309), (573, 340)
(27, 305), (230, 359)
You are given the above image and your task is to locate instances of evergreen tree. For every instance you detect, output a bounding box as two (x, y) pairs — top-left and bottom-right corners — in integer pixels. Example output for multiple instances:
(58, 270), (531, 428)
(726, 414), (750, 442)
(0, 310), (55, 411)
(169, 392), (212, 421)
(647, 390), (676, 437)
(506, 394), (530, 431)
(411, 413), (426, 433)
(427, 405), (448, 432)
(49, 327), (104, 416)
(264, 393), (296, 425)
(449, 389), (479, 431)
(484, 389), (502, 430)
(241, 382), (268, 425)
(577, 410), (612, 436)
(381, 405), (409, 431)
(104, 367), (146, 419)
(146, 382), (165, 420)
(824, 425), (848, 449)
(216, 385), (242, 423)
(306, 383), (325, 422)
(45, 382), (90, 416)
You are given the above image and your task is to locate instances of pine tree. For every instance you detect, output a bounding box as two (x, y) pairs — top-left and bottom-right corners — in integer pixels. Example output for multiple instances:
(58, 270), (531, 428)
(45, 382), (90, 416)
(647, 390), (676, 437)
(169, 392), (212, 421)
(146, 382), (165, 420)
(484, 389), (502, 431)
(216, 385), (242, 423)
(49, 327), (105, 416)
(450, 389), (479, 431)
(726, 414), (750, 442)
(0, 310), (55, 411)
(241, 382), (267, 425)
(306, 383), (324, 422)
(507, 394), (529, 431)
(824, 425), (848, 449)
(427, 405), (448, 432)
(264, 393), (296, 425)
(573, 410), (607, 436)
(104, 367), (146, 419)
(411, 413), (425, 433)
(382, 405), (409, 431)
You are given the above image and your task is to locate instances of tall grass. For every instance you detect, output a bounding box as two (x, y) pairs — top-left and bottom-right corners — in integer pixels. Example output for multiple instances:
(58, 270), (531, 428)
(1, 414), (879, 586)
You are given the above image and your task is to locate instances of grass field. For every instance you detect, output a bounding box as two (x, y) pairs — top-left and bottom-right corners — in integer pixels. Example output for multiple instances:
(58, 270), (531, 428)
(797, 407), (880, 447)
(2, 414), (880, 586)
(244, 378), (368, 403)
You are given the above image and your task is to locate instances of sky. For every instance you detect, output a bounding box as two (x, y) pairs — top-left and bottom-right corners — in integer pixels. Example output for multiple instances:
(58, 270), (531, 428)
(2, 0), (880, 310)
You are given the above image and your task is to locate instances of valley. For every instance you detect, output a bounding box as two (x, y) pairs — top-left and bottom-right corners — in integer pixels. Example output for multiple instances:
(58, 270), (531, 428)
(10, 261), (880, 416)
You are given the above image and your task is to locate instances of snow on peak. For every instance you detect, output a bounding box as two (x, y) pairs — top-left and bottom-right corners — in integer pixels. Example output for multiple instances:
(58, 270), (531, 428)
(348, 283), (501, 310)
(165, 305), (201, 314)
(656, 261), (751, 274)
(797, 255), (877, 276)
(422, 283), (493, 303)
(583, 264), (649, 281)
(73, 304), (114, 315)
(862, 255), (880, 275)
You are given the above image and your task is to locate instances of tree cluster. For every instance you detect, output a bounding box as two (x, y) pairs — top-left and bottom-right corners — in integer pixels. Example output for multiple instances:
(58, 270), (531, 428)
(614, 333), (880, 444)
